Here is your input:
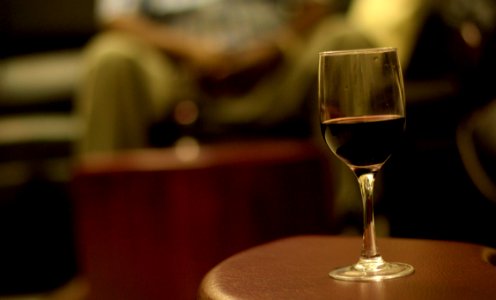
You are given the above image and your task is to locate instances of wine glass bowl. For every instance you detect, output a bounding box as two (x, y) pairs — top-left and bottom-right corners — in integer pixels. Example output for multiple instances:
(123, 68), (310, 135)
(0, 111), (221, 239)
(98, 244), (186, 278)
(321, 114), (405, 175)
(318, 47), (414, 281)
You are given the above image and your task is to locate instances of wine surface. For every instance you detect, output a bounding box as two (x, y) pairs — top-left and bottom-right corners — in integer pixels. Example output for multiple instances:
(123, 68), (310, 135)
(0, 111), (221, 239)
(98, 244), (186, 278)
(321, 115), (405, 167)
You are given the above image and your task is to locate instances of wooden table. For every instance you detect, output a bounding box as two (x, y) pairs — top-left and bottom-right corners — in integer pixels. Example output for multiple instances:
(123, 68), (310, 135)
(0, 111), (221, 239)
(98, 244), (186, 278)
(199, 235), (496, 299)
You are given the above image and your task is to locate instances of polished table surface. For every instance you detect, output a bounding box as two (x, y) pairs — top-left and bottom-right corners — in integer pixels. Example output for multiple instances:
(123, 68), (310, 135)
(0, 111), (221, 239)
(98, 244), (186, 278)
(199, 235), (496, 300)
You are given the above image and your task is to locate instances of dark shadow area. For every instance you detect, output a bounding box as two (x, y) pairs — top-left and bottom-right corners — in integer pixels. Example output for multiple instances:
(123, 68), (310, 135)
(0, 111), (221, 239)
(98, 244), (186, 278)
(0, 176), (78, 295)
(380, 0), (496, 248)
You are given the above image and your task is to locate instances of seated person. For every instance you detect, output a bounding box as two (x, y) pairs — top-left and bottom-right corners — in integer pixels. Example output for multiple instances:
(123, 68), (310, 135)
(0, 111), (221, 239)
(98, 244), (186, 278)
(76, 0), (426, 154)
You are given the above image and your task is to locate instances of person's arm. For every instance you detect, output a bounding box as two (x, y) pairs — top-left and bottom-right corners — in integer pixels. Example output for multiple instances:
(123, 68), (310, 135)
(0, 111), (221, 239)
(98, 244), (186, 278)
(104, 15), (228, 73)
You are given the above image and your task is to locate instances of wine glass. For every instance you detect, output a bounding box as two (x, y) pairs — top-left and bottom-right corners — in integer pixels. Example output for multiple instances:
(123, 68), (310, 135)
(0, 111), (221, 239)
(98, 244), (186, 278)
(318, 47), (414, 281)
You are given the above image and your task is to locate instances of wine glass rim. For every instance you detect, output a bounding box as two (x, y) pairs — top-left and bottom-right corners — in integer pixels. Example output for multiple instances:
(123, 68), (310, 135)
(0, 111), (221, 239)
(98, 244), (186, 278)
(319, 47), (397, 56)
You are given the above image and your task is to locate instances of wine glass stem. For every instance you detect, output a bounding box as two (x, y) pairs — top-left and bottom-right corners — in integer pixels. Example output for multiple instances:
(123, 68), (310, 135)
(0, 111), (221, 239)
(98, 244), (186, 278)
(357, 172), (379, 259)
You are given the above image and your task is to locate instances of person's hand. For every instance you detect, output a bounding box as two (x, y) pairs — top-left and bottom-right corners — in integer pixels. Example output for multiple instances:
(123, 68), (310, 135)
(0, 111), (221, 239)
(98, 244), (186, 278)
(181, 37), (234, 80)
(192, 40), (284, 96)
(225, 41), (282, 77)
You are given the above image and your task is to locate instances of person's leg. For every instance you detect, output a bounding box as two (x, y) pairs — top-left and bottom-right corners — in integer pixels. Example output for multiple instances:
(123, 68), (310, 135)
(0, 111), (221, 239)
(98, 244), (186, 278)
(75, 31), (189, 154)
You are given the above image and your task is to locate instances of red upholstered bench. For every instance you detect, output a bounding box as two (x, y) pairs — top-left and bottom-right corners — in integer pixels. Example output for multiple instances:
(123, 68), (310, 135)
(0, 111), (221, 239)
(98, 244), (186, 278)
(71, 139), (334, 299)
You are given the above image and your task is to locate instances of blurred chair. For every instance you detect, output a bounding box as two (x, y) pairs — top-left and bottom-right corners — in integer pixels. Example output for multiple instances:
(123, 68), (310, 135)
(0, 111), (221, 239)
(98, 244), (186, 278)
(0, 0), (95, 116)
(0, 0), (96, 169)
(457, 99), (496, 203)
(71, 138), (334, 300)
(0, 2), (95, 294)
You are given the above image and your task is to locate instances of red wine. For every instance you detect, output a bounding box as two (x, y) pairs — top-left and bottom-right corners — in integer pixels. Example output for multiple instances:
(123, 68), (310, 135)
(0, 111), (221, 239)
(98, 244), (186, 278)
(321, 115), (405, 167)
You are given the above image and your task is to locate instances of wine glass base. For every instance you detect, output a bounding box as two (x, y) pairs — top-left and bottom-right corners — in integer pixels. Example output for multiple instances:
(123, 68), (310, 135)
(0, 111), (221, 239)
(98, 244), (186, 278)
(329, 256), (414, 282)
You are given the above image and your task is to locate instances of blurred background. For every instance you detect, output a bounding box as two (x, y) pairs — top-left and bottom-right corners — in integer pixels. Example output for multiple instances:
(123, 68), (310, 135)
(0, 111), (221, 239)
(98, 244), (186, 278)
(0, 0), (495, 298)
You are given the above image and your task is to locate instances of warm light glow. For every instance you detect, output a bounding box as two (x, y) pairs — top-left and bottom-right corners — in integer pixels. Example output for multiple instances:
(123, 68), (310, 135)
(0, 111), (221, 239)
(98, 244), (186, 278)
(460, 21), (482, 48)
(347, 0), (429, 67)
(174, 136), (200, 161)
(174, 100), (199, 126)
